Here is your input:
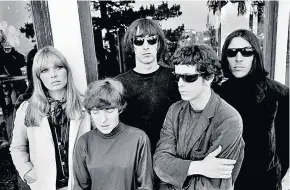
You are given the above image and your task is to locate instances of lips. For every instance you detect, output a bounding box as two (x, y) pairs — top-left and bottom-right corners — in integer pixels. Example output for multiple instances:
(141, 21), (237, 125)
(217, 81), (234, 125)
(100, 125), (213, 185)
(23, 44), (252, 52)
(51, 81), (60, 85)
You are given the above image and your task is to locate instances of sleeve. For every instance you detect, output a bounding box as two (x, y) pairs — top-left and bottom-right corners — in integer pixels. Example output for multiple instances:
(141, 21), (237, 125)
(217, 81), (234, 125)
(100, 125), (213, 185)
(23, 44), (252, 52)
(73, 136), (91, 190)
(153, 105), (192, 189)
(136, 133), (154, 190)
(209, 114), (245, 186)
(9, 102), (34, 180)
(275, 88), (289, 178)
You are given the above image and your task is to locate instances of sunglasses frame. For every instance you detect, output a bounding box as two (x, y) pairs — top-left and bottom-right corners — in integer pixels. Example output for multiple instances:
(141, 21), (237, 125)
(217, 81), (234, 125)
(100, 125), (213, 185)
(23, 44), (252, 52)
(226, 47), (255, 57)
(133, 35), (158, 46)
(172, 72), (204, 83)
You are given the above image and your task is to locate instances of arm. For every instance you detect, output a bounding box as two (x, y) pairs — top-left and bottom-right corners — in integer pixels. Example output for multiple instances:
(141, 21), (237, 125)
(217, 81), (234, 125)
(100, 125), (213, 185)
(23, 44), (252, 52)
(136, 134), (154, 190)
(153, 105), (192, 188)
(208, 116), (245, 185)
(9, 102), (34, 181)
(73, 136), (91, 190)
(275, 88), (289, 178)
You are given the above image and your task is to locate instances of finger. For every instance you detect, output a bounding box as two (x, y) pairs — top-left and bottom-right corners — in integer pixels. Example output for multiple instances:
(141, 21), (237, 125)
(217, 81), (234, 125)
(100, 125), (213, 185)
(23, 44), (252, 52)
(207, 145), (222, 157)
(217, 158), (236, 165)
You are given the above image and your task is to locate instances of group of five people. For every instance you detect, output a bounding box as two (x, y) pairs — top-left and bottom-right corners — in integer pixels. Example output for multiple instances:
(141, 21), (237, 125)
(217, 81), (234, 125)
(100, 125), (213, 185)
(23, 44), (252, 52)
(9, 18), (289, 190)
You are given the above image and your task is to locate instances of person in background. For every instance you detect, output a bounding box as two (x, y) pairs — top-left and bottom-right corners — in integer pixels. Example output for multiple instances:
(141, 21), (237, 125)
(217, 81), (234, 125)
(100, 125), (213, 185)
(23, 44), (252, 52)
(10, 46), (90, 190)
(73, 78), (153, 190)
(216, 29), (289, 190)
(115, 18), (180, 153)
(153, 44), (244, 190)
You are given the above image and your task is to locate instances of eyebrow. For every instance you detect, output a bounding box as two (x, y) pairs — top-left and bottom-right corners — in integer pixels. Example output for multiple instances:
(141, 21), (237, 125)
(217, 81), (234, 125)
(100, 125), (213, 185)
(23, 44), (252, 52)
(228, 46), (253, 49)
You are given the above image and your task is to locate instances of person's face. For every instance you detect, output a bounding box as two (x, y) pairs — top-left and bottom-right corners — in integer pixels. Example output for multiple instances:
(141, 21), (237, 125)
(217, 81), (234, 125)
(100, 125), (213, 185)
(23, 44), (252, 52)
(39, 61), (67, 95)
(226, 37), (255, 78)
(133, 28), (158, 65)
(90, 108), (119, 134)
(175, 65), (211, 102)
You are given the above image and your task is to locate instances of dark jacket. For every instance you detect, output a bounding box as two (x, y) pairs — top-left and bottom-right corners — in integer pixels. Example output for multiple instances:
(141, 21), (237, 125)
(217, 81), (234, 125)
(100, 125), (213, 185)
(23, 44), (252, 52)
(216, 77), (289, 190)
(153, 91), (245, 190)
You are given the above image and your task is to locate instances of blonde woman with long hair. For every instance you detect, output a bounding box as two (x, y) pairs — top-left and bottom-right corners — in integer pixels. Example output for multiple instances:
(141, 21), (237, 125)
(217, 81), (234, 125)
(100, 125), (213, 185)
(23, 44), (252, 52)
(10, 46), (90, 190)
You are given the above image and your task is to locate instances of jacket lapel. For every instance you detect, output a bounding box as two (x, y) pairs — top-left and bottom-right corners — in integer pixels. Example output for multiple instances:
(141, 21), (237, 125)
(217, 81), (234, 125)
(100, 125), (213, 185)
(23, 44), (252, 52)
(184, 91), (218, 157)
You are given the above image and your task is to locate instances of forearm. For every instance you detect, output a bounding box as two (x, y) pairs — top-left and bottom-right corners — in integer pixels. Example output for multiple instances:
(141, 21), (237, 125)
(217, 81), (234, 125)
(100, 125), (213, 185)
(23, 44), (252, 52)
(154, 153), (191, 187)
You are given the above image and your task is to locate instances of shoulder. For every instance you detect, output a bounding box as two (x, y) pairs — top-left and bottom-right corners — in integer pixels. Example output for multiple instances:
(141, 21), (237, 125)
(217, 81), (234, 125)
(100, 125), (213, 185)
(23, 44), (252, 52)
(115, 70), (133, 81)
(78, 129), (95, 145)
(17, 101), (29, 113)
(265, 77), (289, 98)
(122, 123), (150, 142)
(214, 95), (243, 130)
(169, 100), (186, 111)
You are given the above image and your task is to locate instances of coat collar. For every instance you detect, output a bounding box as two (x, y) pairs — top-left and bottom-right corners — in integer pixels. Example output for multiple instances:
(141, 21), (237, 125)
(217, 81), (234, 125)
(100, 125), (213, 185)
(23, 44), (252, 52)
(181, 89), (218, 120)
(177, 90), (220, 157)
(255, 78), (267, 103)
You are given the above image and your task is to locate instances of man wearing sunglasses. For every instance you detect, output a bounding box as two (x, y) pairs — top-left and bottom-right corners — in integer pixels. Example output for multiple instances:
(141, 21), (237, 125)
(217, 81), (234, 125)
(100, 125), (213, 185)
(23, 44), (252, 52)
(153, 44), (245, 190)
(115, 18), (180, 153)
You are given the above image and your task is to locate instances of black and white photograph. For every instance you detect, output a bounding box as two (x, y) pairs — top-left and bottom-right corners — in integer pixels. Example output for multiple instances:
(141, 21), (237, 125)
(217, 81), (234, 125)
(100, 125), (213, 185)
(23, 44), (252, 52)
(0, 0), (289, 190)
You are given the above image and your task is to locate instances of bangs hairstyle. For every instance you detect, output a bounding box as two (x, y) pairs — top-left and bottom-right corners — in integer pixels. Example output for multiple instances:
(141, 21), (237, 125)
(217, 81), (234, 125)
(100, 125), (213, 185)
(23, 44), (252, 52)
(221, 29), (268, 79)
(123, 18), (166, 60)
(84, 78), (127, 113)
(171, 44), (223, 86)
(25, 46), (82, 126)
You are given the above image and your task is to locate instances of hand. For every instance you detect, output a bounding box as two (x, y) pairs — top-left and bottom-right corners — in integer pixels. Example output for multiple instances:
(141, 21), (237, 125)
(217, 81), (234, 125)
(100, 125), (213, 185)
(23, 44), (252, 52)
(188, 146), (236, 179)
(24, 168), (37, 184)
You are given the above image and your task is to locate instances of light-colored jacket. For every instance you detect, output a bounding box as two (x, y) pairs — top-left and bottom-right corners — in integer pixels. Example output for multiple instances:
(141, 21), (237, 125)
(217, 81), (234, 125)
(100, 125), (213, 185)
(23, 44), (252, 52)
(10, 101), (91, 190)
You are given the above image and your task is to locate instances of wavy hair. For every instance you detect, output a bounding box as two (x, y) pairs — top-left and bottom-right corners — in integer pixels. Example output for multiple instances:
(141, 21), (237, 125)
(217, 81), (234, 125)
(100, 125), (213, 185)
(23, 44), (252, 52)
(221, 29), (268, 79)
(84, 78), (127, 113)
(171, 44), (223, 86)
(25, 46), (82, 126)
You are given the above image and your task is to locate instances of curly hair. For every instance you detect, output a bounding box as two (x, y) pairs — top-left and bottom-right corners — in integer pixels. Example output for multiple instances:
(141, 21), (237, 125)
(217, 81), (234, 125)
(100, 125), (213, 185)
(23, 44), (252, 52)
(171, 44), (223, 86)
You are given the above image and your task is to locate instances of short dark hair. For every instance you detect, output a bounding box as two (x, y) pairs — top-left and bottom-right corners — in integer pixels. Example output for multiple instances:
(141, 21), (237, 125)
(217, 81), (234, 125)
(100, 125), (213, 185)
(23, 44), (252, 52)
(221, 29), (268, 79)
(171, 44), (223, 86)
(84, 78), (127, 113)
(123, 18), (166, 61)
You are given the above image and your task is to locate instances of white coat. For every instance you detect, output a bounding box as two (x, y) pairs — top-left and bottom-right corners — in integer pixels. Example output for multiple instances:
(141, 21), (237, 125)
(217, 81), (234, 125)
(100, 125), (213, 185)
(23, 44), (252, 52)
(10, 101), (91, 190)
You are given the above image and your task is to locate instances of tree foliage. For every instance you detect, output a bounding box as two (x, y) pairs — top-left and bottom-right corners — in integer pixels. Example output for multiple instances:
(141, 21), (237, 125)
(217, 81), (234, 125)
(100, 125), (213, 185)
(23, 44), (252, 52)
(91, 1), (182, 35)
(19, 22), (35, 39)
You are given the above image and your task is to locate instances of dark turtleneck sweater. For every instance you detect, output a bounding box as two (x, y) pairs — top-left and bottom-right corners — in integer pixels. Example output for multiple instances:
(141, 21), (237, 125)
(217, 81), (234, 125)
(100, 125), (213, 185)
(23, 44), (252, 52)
(115, 66), (180, 152)
(216, 75), (283, 190)
(73, 122), (153, 190)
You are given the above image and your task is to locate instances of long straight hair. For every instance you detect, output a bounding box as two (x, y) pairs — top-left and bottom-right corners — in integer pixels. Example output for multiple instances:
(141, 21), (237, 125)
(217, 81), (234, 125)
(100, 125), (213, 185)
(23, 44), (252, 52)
(25, 46), (82, 126)
(221, 29), (268, 79)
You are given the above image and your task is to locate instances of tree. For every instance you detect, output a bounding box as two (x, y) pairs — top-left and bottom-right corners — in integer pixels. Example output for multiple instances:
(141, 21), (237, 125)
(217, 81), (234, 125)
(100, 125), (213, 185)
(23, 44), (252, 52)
(91, 1), (184, 75)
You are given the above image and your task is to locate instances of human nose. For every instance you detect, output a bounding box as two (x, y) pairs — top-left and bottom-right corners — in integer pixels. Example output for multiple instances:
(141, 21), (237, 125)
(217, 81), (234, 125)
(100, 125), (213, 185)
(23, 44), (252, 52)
(177, 77), (185, 87)
(142, 39), (149, 49)
(49, 69), (57, 78)
(100, 111), (108, 123)
(235, 52), (243, 62)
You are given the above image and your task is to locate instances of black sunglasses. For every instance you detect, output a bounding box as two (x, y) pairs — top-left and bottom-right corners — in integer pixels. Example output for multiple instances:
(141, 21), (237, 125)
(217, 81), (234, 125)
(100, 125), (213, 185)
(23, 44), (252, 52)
(172, 72), (203, 83)
(226, 48), (255, 57)
(133, 36), (158, 46)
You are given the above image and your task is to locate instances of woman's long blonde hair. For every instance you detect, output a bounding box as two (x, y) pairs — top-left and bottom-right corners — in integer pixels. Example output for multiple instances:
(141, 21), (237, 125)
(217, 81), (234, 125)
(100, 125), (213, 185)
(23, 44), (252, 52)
(25, 46), (82, 126)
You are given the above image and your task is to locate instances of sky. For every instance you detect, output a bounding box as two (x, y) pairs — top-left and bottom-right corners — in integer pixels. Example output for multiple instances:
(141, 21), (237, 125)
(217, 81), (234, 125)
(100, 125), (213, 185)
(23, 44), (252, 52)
(0, 0), (251, 55)
(0, 0), (35, 55)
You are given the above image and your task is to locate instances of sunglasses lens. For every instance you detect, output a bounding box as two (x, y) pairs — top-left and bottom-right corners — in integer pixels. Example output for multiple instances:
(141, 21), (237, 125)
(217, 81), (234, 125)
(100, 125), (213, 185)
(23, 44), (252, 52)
(226, 49), (237, 57)
(184, 75), (199, 82)
(240, 49), (255, 57)
(133, 38), (144, 46)
(147, 38), (157, 45)
(174, 74), (200, 83)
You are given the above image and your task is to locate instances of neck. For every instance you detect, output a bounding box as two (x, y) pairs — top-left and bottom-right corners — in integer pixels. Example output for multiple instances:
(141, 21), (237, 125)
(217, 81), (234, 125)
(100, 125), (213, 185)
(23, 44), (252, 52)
(48, 88), (66, 101)
(134, 60), (159, 74)
(189, 87), (211, 111)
